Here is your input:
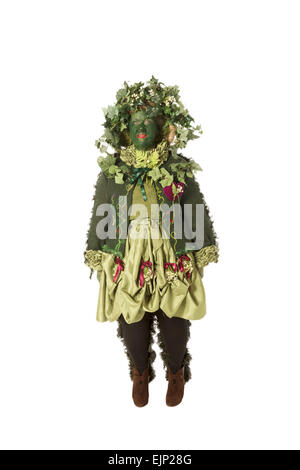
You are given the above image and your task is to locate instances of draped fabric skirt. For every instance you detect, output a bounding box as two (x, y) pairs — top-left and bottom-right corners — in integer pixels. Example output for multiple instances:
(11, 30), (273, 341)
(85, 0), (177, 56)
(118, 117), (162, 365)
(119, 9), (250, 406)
(96, 216), (206, 324)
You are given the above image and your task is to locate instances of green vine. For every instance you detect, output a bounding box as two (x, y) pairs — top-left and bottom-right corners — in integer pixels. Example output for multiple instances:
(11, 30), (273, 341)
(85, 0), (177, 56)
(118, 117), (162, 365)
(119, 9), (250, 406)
(98, 149), (203, 189)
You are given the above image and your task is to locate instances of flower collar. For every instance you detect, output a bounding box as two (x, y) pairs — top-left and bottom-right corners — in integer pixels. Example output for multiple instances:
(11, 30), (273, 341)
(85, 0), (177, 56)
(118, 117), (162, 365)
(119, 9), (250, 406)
(119, 140), (169, 169)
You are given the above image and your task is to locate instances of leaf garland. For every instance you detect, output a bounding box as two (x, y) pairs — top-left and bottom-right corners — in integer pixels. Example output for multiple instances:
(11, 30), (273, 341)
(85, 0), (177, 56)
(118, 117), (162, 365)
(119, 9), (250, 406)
(97, 151), (202, 188)
(95, 75), (203, 162)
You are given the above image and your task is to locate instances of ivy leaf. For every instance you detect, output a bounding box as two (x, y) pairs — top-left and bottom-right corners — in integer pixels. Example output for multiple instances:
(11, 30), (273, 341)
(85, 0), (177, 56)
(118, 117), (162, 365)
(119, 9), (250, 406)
(120, 165), (130, 174)
(160, 176), (174, 187)
(99, 144), (108, 153)
(170, 147), (179, 159)
(148, 167), (161, 181)
(160, 167), (171, 177)
(97, 154), (116, 172)
(160, 168), (174, 186)
(189, 160), (202, 172)
(104, 128), (114, 141)
(180, 129), (189, 141)
(116, 88), (126, 100)
(108, 165), (119, 174)
(194, 124), (203, 133)
(115, 173), (124, 184)
(177, 174), (186, 183)
(107, 105), (119, 120)
(169, 163), (182, 172)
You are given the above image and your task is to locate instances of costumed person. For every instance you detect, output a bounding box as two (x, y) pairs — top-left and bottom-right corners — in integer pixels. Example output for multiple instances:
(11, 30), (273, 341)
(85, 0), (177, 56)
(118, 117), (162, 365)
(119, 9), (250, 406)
(84, 76), (219, 407)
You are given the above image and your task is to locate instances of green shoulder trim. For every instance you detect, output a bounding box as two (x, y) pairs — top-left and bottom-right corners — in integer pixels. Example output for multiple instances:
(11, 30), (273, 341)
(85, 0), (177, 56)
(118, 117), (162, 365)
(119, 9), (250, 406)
(97, 152), (131, 184)
(84, 249), (104, 279)
(96, 148), (202, 187)
(162, 152), (202, 184)
(193, 245), (219, 268)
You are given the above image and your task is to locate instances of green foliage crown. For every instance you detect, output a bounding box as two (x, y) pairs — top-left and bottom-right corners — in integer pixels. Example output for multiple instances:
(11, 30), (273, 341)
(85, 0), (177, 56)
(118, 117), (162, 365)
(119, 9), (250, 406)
(95, 75), (203, 160)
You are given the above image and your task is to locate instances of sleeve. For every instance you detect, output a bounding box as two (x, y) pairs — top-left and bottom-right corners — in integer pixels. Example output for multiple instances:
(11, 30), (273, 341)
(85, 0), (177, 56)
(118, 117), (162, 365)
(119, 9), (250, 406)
(84, 171), (110, 276)
(180, 174), (219, 270)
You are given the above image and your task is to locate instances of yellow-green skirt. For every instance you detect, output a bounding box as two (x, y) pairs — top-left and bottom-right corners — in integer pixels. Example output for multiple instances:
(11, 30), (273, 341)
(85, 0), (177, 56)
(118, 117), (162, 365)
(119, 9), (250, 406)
(96, 217), (206, 324)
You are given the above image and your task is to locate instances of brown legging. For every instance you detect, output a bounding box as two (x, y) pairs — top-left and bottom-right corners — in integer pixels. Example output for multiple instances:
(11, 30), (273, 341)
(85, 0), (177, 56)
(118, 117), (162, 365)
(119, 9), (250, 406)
(118, 308), (189, 375)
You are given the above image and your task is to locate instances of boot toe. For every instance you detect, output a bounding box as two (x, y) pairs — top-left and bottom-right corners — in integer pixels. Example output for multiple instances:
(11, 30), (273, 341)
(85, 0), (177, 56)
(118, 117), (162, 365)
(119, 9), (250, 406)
(166, 367), (185, 407)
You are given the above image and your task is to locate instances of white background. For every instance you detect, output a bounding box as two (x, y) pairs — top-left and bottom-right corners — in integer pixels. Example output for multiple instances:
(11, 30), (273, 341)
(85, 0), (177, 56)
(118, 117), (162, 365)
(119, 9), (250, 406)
(0, 0), (299, 450)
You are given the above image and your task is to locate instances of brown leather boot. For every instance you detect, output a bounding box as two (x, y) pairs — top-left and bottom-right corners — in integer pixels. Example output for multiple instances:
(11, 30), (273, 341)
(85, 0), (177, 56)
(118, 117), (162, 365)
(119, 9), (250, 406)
(132, 367), (149, 407)
(166, 367), (185, 407)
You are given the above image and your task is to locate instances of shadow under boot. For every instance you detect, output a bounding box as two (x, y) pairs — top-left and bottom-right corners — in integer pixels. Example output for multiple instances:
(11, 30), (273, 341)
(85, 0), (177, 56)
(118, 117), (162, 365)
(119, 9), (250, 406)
(166, 367), (185, 407)
(132, 367), (149, 407)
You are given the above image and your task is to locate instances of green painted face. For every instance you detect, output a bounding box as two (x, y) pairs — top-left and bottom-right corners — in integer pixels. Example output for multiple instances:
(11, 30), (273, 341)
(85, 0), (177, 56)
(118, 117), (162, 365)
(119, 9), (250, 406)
(129, 110), (158, 150)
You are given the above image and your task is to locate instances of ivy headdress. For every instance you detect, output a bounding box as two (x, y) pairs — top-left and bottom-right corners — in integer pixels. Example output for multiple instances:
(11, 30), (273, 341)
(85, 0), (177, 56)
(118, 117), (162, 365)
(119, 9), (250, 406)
(95, 75), (203, 162)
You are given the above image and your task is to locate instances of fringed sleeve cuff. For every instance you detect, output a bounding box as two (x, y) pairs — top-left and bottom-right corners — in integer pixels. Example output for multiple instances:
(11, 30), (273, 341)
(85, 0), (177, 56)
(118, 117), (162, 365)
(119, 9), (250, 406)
(193, 245), (219, 268)
(84, 249), (104, 278)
